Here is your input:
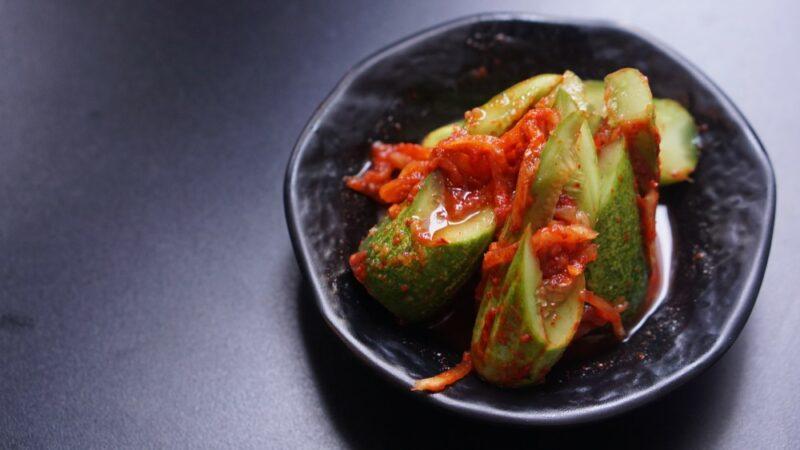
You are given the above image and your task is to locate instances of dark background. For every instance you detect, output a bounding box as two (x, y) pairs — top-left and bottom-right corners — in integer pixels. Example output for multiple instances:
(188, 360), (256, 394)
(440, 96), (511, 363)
(0, 1), (797, 448)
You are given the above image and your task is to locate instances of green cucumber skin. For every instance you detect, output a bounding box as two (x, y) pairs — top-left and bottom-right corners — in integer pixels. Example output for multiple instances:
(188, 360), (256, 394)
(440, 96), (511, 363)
(360, 173), (495, 323)
(585, 144), (648, 321)
(655, 99), (699, 184)
(419, 74), (560, 147)
(466, 73), (562, 136)
(472, 228), (548, 387)
(472, 232), (584, 387)
(587, 78), (698, 186)
(473, 278), (545, 387)
(421, 120), (463, 148)
(604, 69), (660, 190)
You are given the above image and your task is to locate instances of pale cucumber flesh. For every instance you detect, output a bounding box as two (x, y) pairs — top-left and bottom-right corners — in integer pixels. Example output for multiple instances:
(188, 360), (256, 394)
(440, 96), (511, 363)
(655, 99), (699, 184)
(565, 120), (601, 224)
(530, 275), (585, 378)
(605, 69), (654, 126)
(583, 79), (605, 116)
(360, 172), (496, 322)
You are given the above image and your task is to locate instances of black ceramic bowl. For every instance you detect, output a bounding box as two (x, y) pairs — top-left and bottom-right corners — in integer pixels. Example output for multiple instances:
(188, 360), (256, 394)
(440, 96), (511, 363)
(284, 14), (775, 425)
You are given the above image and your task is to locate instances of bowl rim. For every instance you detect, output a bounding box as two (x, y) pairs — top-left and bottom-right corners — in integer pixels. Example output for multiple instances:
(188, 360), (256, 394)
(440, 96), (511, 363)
(283, 12), (776, 426)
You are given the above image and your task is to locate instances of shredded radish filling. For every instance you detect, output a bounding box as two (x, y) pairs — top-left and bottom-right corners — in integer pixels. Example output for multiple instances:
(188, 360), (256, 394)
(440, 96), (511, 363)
(530, 222), (598, 292)
(345, 108), (559, 230)
(412, 352), (473, 393)
(582, 290), (627, 339)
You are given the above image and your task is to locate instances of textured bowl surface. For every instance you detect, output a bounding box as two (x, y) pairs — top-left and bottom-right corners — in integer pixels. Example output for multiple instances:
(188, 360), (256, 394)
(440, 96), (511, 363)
(284, 14), (775, 425)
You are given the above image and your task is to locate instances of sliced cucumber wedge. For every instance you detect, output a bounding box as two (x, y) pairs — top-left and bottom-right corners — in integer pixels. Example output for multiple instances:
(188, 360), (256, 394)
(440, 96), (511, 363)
(530, 275), (585, 378)
(582, 79), (605, 132)
(545, 71), (606, 134)
(421, 120), (463, 148)
(466, 73), (562, 136)
(471, 228), (585, 387)
(565, 120), (601, 223)
(605, 69), (652, 124)
(604, 68), (660, 191)
(583, 79), (605, 116)
(587, 77), (698, 186)
(472, 116), (595, 387)
(359, 172), (496, 322)
(471, 227), (545, 386)
(471, 228), (545, 386)
(655, 99), (699, 184)
(585, 138), (649, 321)
(498, 111), (583, 243)
(554, 88), (579, 118)
(542, 71), (590, 113)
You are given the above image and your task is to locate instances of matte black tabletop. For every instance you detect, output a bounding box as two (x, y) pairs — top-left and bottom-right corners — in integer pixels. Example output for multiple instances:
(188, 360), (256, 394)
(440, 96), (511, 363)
(1, 1), (797, 448)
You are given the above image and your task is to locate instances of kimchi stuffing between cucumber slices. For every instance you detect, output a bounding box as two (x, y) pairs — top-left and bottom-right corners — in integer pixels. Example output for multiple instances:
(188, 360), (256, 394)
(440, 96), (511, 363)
(344, 69), (699, 391)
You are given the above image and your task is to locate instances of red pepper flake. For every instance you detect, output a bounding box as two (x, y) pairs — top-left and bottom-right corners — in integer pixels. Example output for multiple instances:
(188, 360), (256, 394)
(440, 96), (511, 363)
(470, 66), (488, 80)
(348, 251), (368, 284)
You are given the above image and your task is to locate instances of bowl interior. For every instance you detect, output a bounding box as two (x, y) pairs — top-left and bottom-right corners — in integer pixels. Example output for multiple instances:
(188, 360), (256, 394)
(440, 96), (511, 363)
(285, 15), (774, 424)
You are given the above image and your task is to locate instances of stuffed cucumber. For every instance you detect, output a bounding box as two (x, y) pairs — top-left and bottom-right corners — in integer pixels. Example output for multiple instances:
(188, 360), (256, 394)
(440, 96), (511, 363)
(354, 171), (496, 322)
(585, 138), (649, 321)
(471, 226), (585, 387)
(345, 67), (703, 392)
(472, 114), (597, 386)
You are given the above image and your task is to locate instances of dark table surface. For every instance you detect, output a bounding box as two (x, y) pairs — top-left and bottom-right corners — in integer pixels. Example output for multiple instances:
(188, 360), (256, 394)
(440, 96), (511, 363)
(1, 1), (797, 448)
